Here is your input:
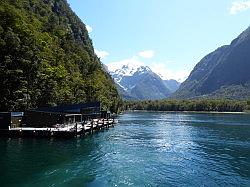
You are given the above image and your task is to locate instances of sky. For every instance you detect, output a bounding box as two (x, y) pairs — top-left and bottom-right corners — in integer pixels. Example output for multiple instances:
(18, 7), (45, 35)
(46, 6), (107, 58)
(67, 0), (250, 82)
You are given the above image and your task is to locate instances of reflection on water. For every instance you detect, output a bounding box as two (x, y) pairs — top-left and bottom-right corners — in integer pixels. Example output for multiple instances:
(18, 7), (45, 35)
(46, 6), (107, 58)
(0, 112), (250, 187)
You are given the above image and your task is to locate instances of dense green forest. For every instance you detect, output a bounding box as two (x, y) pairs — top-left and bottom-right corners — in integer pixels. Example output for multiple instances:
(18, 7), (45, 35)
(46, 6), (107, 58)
(0, 0), (120, 112)
(121, 100), (250, 112)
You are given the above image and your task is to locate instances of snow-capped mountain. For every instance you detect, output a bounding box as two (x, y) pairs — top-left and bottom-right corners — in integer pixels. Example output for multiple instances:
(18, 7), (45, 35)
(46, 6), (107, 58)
(107, 62), (180, 100)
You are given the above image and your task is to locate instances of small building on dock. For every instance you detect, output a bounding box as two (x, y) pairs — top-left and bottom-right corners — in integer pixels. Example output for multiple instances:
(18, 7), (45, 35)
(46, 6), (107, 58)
(22, 111), (81, 128)
(33, 102), (101, 121)
(0, 112), (23, 130)
(0, 102), (116, 138)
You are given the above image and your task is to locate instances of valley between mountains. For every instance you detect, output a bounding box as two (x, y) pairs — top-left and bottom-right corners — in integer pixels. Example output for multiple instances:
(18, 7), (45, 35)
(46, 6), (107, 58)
(107, 26), (250, 100)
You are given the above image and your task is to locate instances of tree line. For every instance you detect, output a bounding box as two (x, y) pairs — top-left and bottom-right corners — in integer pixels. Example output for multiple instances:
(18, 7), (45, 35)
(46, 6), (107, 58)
(120, 99), (250, 112)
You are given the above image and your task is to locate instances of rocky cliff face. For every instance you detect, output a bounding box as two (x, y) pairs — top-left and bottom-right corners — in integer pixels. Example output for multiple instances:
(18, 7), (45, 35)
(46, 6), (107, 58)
(173, 26), (250, 99)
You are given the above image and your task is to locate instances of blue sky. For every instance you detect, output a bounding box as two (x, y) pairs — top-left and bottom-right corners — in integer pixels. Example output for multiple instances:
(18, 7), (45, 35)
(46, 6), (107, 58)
(67, 0), (250, 82)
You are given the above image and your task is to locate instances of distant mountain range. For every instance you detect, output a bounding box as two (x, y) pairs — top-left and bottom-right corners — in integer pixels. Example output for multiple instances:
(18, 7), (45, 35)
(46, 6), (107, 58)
(107, 62), (180, 100)
(173, 26), (250, 99)
(106, 26), (250, 101)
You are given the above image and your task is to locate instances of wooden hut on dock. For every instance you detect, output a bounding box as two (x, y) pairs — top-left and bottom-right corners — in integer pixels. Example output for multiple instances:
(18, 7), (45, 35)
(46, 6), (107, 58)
(0, 112), (23, 135)
(0, 102), (117, 138)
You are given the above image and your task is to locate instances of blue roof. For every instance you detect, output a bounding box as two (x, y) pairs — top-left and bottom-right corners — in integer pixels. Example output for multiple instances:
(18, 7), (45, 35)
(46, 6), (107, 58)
(11, 112), (24, 117)
(0, 112), (24, 117)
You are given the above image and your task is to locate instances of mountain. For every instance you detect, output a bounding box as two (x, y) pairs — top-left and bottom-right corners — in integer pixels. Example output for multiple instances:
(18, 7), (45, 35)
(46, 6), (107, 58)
(0, 0), (119, 112)
(163, 79), (180, 93)
(108, 62), (180, 100)
(173, 26), (250, 99)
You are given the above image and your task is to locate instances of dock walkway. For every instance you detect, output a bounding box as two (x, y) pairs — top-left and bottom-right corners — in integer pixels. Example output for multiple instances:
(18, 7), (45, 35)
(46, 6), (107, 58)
(7, 118), (117, 138)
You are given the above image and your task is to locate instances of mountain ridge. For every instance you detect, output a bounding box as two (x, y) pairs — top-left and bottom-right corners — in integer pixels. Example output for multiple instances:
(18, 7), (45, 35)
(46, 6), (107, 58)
(107, 62), (180, 100)
(173, 26), (250, 99)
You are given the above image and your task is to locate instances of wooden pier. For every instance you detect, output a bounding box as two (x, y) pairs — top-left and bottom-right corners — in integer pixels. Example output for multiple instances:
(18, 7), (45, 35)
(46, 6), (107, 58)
(7, 118), (118, 138)
(0, 103), (118, 138)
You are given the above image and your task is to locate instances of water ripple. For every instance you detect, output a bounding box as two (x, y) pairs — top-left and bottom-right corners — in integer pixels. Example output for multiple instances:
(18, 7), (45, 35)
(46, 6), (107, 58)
(0, 112), (250, 187)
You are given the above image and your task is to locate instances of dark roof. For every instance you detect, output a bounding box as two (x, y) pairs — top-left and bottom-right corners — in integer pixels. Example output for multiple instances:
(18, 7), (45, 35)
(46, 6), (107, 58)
(31, 102), (101, 113)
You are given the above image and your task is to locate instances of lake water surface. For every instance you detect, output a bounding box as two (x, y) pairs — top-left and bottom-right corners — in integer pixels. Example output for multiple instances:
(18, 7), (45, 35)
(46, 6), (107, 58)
(0, 112), (250, 187)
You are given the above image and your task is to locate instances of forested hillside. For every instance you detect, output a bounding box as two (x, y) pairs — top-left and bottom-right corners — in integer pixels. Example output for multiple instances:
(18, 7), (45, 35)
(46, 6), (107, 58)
(122, 100), (249, 112)
(0, 0), (120, 112)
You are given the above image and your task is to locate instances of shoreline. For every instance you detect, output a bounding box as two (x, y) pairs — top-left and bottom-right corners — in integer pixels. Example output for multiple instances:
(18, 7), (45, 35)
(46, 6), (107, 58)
(123, 110), (248, 114)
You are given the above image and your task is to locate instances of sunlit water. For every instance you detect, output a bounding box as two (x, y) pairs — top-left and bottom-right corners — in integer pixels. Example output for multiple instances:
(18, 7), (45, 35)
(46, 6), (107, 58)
(0, 112), (250, 187)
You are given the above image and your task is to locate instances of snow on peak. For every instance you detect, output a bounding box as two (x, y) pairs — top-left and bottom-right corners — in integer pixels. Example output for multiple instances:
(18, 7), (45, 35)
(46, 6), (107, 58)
(107, 58), (150, 76)
(137, 66), (151, 73)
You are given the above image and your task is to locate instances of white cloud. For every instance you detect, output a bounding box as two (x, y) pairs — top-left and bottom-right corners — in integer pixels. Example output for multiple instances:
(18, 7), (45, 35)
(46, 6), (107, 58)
(151, 62), (191, 82)
(86, 25), (93, 33)
(230, 1), (250, 15)
(107, 56), (144, 72)
(138, 50), (155, 58)
(94, 49), (109, 60)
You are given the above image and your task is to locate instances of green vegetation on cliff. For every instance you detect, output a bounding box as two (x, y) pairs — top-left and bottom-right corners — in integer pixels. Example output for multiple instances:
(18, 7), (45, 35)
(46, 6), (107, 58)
(0, 0), (120, 112)
(173, 27), (250, 99)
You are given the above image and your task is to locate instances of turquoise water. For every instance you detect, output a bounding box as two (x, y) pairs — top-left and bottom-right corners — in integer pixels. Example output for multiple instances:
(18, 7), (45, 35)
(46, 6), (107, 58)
(0, 112), (250, 187)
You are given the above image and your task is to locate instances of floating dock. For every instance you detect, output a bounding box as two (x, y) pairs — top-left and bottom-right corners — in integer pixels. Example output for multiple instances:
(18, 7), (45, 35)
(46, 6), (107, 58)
(0, 102), (118, 138)
(6, 118), (117, 138)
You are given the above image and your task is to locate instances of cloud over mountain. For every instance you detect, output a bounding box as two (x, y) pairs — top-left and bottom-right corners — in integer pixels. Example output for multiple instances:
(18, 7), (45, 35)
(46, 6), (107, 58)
(230, 1), (250, 15)
(138, 50), (155, 58)
(86, 24), (93, 33)
(95, 49), (110, 60)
